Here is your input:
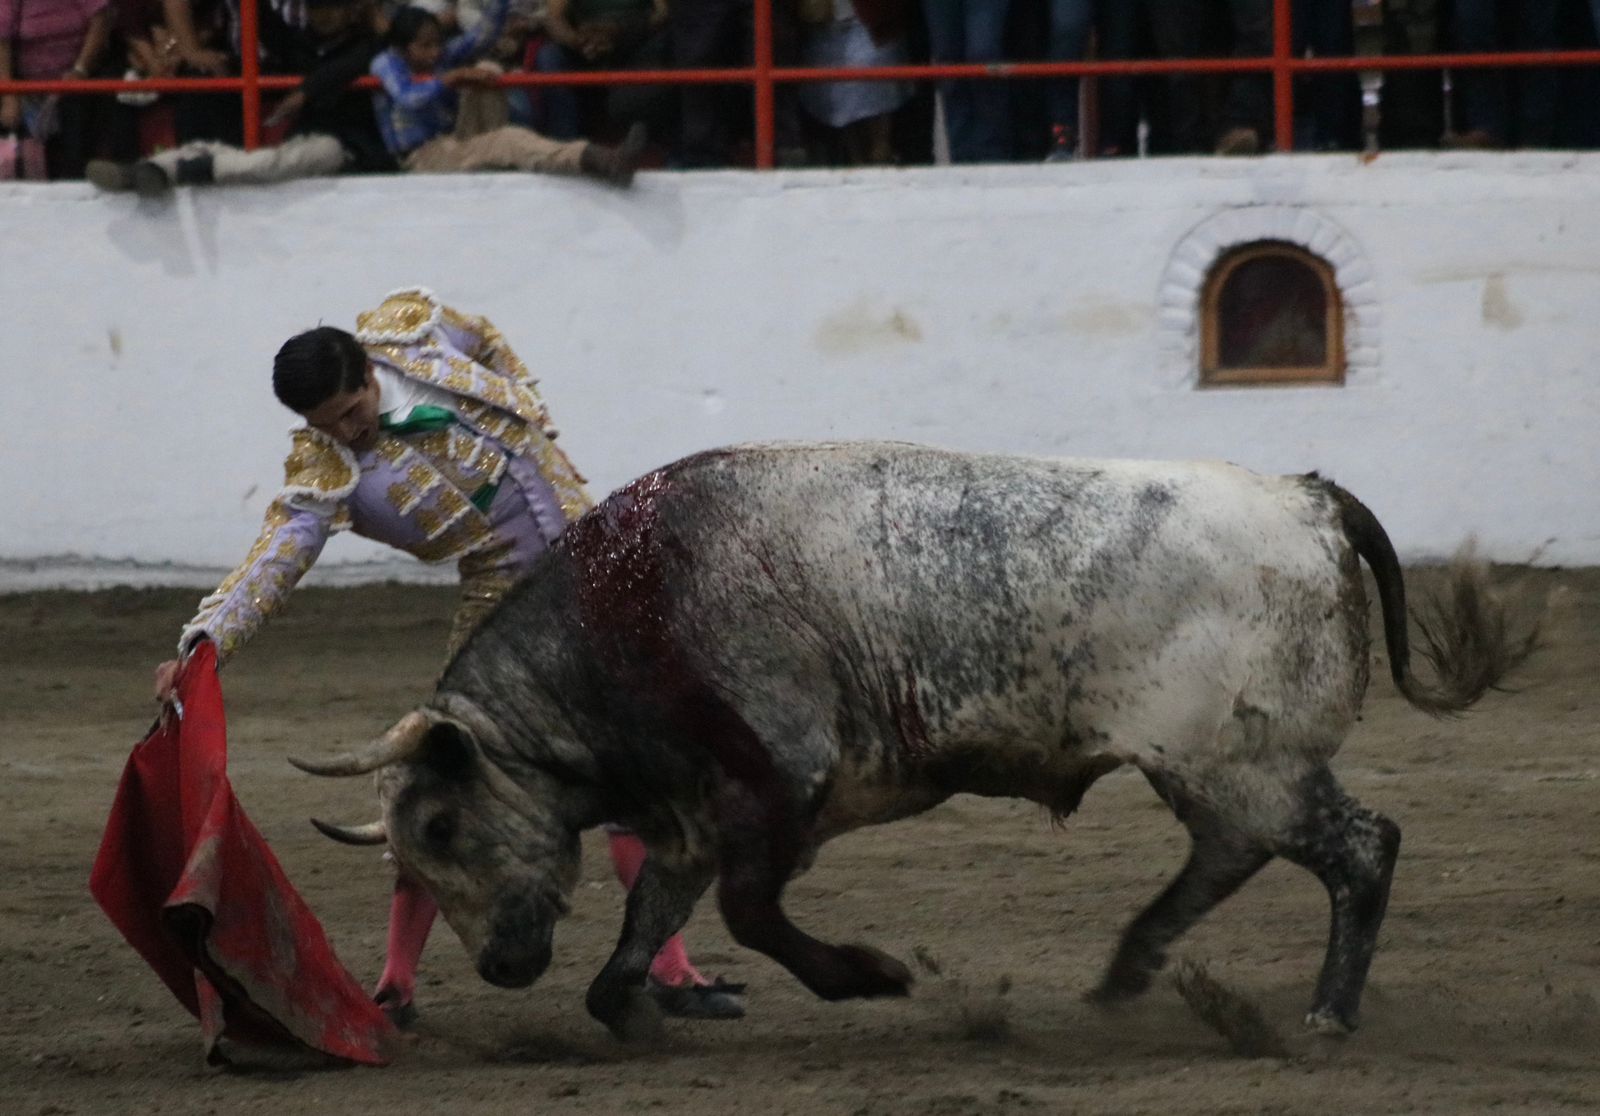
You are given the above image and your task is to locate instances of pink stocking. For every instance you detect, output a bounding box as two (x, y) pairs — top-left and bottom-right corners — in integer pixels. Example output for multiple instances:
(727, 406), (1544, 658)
(375, 872), (438, 1007)
(606, 830), (705, 988)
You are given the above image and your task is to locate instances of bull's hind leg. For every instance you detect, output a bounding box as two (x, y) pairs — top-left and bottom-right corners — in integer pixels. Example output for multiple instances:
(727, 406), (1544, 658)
(715, 782), (911, 1002)
(587, 853), (715, 1042)
(1275, 766), (1401, 1034)
(1091, 774), (1271, 1003)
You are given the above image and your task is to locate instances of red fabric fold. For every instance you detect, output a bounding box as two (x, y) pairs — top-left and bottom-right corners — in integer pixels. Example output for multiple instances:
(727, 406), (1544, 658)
(89, 643), (394, 1065)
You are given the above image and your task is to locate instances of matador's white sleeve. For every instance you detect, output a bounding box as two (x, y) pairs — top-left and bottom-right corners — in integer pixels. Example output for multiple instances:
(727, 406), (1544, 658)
(177, 429), (358, 665)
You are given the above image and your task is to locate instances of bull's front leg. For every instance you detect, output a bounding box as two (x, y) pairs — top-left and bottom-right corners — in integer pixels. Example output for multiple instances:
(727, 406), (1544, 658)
(586, 849), (714, 1043)
(714, 785), (911, 1002)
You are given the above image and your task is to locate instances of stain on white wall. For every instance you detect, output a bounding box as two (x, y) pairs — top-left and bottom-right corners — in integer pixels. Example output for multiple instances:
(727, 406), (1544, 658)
(3, 152), (1598, 587)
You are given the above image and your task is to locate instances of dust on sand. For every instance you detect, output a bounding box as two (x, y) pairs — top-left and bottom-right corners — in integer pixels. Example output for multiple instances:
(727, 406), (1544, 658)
(2, 567), (1597, 1115)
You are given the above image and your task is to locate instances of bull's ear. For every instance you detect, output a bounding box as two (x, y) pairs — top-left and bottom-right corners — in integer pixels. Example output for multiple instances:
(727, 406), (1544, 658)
(421, 721), (477, 780)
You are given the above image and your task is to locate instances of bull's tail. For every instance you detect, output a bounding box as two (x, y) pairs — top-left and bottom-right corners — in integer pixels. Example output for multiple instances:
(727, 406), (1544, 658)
(1330, 484), (1535, 716)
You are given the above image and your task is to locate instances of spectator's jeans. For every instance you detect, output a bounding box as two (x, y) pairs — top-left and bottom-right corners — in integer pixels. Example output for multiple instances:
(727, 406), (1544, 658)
(1147, 0), (1273, 151)
(535, 34), (674, 143)
(671, 0), (753, 167)
(1292, 0), (1358, 150)
(1048, 0), (1096, 138)
(924, 0), (1014, 162)
(535, 41), (587, 141)
(1453, 0), (1561, 146)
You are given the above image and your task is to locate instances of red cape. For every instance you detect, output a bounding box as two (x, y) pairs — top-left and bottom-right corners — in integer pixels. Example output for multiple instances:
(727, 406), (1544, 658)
(89, 643), (395, 1065)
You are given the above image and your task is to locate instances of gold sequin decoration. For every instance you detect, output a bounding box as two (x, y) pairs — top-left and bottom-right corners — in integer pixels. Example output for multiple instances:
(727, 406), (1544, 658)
(412, 515), (493, 563)
(413, 507), (443, 538)
(357, 292), (436, 342)
(284, 430), (357, 494)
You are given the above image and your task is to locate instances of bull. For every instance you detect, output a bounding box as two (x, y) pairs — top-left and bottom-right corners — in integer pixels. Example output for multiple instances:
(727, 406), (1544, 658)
(294, 442), (1526, 1039)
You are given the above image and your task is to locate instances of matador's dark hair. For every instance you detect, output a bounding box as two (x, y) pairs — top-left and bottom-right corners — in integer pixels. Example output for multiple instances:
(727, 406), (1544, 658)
(272, 326), (369, 413)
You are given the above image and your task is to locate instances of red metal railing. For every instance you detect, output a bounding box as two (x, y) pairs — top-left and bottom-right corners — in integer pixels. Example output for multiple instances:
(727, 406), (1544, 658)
(6, 0), (1600, 167)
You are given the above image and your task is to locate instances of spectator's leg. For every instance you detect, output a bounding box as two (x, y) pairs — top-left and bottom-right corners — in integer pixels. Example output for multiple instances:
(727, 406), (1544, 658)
(1451, 0), (1508, 144)
(1046, 0), (1095, 154)
(1095, 0), (1141, 154)
(608, 31), (675, 138)
(1377, 0), (1443, 148)
(923, 0), (968, 160)
(1146, 0), (1215, 152)
(452, 124), (591, 173)
(1223, 0), (1273, 148)
(670, 0), (741, 167)
(962, 0), (1015, 161)
(207, 133), (349, 183)
(1511, 0), (1562, 147)
(1294, 0), (1359, 150)
(535, 40), (585, 140)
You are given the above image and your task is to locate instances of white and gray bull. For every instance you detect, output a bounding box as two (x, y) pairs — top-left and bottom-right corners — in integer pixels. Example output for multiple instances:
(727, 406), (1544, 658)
(296, 442), (1524, 1039)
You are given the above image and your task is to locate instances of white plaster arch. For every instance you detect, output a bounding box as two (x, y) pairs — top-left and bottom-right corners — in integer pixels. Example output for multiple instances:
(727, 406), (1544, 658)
(1157, 206), (1381, 387)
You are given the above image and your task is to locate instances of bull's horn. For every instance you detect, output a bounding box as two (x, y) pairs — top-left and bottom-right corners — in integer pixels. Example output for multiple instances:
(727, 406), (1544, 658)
(289, 710), (431, 777)
(310, 817), (389, 846)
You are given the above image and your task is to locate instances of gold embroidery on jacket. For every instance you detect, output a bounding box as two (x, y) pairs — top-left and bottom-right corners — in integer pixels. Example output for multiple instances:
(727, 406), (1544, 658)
(284, 431), (357, 495)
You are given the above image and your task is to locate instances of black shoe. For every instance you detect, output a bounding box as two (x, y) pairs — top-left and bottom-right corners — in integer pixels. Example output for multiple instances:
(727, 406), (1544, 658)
(647, 977), (746, 1020)
(131, 161), (172, 198)
(86, 159), (136, 192)
(374, 986), (418, 1029)
(579, 122), (648, 188)
(175, 152), (215, 185)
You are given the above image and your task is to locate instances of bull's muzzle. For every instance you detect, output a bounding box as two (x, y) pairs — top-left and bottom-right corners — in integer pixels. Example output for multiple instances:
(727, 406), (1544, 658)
(475, 889), (558, 989)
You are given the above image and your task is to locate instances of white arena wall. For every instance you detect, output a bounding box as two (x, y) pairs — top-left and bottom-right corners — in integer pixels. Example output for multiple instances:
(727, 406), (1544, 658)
(2, 151), (1598, 589)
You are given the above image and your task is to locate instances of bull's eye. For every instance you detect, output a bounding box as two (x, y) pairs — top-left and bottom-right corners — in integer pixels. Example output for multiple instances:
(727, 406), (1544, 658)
(424, 813), (456, 848)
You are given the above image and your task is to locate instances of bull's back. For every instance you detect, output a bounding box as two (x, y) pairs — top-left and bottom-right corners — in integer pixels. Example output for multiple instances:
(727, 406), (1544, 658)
(643, 444), (1366, 808)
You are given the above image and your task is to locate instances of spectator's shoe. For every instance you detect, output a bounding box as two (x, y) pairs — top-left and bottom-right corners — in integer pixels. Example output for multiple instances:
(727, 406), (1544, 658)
(1215, 127), (1261, 156)
(1441, 128), (1500, 150)
(85, 159), (137, 192)
(131, 161), (173, 197)
(647, 977), (746, 1020)
(579, 122), (648, 187)
(175, 153), (215, 185)
(1044, 123), (1077, 163)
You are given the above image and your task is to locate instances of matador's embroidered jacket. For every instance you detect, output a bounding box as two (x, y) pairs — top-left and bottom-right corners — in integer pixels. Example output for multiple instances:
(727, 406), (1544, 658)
(179, 287), (593, 663)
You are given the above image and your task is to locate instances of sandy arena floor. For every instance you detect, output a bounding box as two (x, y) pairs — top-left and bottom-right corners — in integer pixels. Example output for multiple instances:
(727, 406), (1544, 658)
(2, 567), (1596, 1115)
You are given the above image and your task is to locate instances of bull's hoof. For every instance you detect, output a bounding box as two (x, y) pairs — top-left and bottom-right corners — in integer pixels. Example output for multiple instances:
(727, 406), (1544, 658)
(1085, 969), (1152, 1006)
(1304, 1008), (1356, 1036)
(1086, 945), (1164, 1005)
(593, 988), (666, 1046)
(831, 943), (913, 1000)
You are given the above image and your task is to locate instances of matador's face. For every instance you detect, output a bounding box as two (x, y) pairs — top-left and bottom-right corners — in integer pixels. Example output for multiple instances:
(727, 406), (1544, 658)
(303, 362), (383, 451)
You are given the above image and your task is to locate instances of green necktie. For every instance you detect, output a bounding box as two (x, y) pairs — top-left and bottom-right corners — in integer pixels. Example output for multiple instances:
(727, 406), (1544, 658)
(378, 405), (499, 512)
(378, 404), (456, 435)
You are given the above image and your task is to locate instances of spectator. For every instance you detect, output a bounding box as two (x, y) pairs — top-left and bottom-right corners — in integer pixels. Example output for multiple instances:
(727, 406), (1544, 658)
(796, 0), (912, 165)
(1448, 0), (1562, 148)
(1145, 0), (1273, 154)
(372, 1), (647, 181)
(534, 0), (669, 141)
(1093, 0), (1169, 155)
(87, 0), (393, 193)
(160, 0), (244, 143)
(1292, 0), (1358, 151)
(668, 0), (802, 167)
(1372, 0), (1441, 148)
(1043, 0), (1093, 160)
(922, 0), (1012, 162)
(0, 0), (117, 177)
